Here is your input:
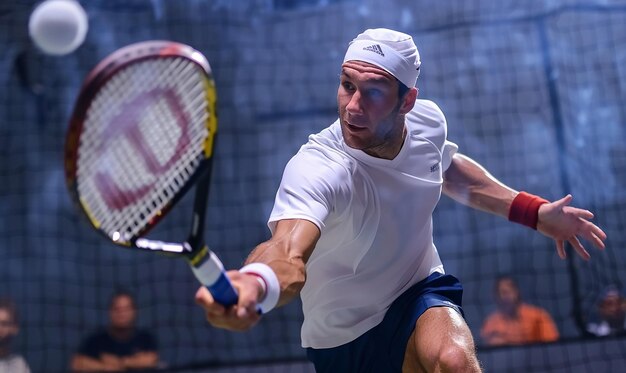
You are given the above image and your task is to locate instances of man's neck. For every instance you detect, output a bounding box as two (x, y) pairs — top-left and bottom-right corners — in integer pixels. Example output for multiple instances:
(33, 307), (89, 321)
(363, 121), (407, 160)
(499, 303), (521, 319)
(109, 327), (134, 341)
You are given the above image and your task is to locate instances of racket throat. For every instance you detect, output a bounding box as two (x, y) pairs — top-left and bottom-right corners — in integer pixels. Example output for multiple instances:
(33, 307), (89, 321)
(134, 238), (190, 254)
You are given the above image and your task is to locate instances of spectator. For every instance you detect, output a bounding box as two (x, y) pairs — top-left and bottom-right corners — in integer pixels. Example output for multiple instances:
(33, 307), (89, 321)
(0, 298), (30, 373)
(71, 290), (159, 372)
(587, 285), (626, 337)
(481, 275), (559, 346)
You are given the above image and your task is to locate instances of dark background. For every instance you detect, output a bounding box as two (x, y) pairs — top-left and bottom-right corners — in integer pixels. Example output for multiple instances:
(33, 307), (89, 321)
(1, 0), (625, 371)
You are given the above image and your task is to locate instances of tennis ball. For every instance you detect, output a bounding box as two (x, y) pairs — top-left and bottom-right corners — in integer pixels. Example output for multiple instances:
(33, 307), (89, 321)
(28, 0), (88, 56)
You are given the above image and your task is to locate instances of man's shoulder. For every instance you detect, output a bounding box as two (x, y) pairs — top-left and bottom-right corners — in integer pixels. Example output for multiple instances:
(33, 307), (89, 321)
(0, 354), (29, 372)
(406, 99), (449, 144)
(414, 98), (442, 110)
(292, 121), (355, 174)
(407, 99), (446, 129)
(410, 99), (445, 121)
(303, 120), (345, 153)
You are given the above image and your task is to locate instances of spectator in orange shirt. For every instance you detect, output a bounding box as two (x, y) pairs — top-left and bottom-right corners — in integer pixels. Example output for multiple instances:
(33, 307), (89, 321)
(481, 275), (559, 346)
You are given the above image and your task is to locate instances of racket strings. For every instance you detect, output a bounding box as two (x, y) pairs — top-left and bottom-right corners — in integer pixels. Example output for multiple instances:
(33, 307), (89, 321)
(76, 57), (212, 241)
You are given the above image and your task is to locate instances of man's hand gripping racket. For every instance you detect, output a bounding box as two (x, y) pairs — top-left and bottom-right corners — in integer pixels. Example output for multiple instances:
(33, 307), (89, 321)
(64, 41), (238, 306)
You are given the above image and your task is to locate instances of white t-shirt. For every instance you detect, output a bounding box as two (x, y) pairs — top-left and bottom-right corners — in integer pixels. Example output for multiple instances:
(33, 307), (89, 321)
(269, 99), (458, 349)
(586, 319), (626, 336)
(0, 354), (30, 373)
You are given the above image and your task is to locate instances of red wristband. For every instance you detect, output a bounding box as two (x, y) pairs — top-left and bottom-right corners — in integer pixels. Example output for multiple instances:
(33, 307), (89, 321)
(508, 191), (549, 229)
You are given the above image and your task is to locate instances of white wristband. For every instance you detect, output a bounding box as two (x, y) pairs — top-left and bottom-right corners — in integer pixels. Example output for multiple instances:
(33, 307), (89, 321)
(239, 263), (280, 314)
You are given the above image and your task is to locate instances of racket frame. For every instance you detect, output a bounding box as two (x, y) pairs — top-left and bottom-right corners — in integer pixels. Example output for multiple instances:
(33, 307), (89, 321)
(65, 41), (215, 246)
(64, 41), (238, 306)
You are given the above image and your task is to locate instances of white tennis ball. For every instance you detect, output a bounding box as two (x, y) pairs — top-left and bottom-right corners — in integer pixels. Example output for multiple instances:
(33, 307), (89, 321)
(29, 0), (88, 56)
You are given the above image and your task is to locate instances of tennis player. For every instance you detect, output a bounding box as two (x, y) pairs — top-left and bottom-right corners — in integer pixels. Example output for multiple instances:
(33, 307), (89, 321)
(195, 28), (607, 372)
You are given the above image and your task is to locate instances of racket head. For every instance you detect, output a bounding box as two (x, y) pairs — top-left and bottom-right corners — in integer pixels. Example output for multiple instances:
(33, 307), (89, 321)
(64, 41), (218, 249)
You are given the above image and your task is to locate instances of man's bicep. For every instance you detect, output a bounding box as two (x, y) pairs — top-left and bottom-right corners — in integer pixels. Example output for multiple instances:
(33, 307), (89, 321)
(442, 153), (465, 197)
(442, 153), (516, 217)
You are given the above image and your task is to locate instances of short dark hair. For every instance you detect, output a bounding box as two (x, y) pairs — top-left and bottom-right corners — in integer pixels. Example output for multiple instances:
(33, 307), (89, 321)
(397, 80), (410, 100)
(0, 298), (19, 325)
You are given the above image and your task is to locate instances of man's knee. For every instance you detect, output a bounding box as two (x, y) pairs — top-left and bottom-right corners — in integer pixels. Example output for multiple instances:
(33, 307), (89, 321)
(436, 340), (480, 373)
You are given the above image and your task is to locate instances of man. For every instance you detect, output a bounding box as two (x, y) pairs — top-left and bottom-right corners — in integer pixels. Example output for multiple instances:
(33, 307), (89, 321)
(586, 285), (626, 337)
(196, 28), (607, 372)
(0, 299), (30, 373)
(481, 275), (559, 346)
(71, 291), (159, 372)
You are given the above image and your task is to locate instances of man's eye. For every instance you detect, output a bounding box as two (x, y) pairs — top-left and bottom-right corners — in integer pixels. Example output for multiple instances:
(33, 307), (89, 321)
(367, 89), (383, 99)
(342, 82), (355, 91)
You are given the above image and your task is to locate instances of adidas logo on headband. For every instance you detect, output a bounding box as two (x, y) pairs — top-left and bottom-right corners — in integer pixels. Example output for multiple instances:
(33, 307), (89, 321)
(363, 44), (384, 57)
(344, 29), (420, 87)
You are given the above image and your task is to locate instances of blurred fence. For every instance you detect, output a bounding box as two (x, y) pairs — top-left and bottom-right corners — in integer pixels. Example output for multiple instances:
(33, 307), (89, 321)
(1, 0), (625, 371)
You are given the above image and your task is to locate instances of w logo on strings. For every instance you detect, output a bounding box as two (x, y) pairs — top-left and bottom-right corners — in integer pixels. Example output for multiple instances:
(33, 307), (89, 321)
(363, 44), (384, 56)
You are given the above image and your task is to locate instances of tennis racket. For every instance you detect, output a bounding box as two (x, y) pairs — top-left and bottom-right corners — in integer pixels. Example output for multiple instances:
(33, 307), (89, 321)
(64, 40), (238, 306)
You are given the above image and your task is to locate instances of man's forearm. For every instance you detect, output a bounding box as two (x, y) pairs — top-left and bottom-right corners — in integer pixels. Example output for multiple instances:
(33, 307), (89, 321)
(245, 239), (307, 307)
(70, 355), (114, 372)
(244, 219), (319, 307)
(442, 153), (517, 217)
(122, 351), (159, 369)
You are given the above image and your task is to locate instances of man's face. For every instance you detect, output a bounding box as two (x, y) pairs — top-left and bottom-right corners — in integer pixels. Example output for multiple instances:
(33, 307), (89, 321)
(496, 279), (521, 311)
(0, 309), (18, 346)
(109, 295), (136, 330)
(337, 61), (409, 157)
(599, 294), (626, 324)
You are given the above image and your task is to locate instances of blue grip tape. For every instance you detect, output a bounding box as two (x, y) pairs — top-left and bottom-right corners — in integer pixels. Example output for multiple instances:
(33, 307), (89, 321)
(207, 271), (238, 306)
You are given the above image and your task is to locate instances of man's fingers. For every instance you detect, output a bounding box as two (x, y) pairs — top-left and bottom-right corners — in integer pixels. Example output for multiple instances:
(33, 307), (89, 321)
(568, 236), (590, 261)
(234, 275), (263, 317)
(195, 287), (213, 306)
(196, 273), (262, 332)
(204, 305), (258, 332)
(582, 229), (606, 250)
(556, 240), (566, 259)
(572, 208), (594, 220)
(591, 224), (608, 241)
(588, 232), (605, 250)
(577, 219), (606, 249)
(195, 287), (226, 316)
(554, 194), (573, 208)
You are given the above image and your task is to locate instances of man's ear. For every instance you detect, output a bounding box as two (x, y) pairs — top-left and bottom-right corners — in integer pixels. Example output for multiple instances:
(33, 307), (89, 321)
(399, 87), (418, 115)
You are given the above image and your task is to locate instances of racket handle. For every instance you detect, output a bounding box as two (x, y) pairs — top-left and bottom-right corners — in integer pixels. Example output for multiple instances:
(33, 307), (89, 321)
(189, 248), (238, 306)
(207, 272), (238, 306)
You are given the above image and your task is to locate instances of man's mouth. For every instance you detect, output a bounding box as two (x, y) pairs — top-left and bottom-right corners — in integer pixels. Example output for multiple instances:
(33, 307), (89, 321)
(346, 121), (367, 131)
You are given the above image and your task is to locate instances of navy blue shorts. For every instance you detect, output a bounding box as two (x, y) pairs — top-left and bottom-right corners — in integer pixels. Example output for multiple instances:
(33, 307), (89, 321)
(306, 272), (464, 373)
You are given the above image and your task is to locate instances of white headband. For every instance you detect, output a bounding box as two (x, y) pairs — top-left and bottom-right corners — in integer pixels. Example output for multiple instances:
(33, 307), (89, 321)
(343, 39), (420, 88)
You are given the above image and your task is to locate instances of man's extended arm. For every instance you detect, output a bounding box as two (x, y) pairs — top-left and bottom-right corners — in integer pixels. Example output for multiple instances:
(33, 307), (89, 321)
(442, 153), (606, 259)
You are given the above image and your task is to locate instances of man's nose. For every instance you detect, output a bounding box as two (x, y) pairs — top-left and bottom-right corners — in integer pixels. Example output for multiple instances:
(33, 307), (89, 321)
(346, 90), (363, 115)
